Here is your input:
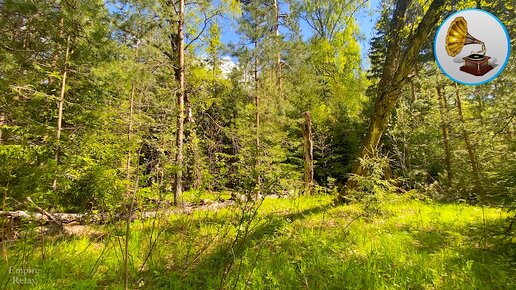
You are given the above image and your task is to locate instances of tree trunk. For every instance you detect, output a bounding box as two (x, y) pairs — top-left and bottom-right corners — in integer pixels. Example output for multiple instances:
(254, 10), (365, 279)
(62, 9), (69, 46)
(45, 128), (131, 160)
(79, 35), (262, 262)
(0, 113), (4, 144)
(454, 83), (483, 195)
(49, 18), (64, 85)
(124, 82), (135, 290)
(2, 181), (7, 261)
(191, 136), (202, 189)
(185, 94), (202, 189)
(126, 83), (135, 181)
(475, 87), (484, 123)
(254, 41), (261, 192)
(409, 78), (416, 104)
(273, 0), (282, 95)
(303, 111), (314, 194)
(340, 0), (447, 198)
(174, 0), (186, 206)
(53, 34), (71, 190)
(436, 81), (453, 186)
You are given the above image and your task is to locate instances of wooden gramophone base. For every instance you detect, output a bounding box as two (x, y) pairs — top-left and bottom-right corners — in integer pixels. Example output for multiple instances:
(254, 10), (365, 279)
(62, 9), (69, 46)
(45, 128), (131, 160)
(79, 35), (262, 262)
(460, 65), (494, 76)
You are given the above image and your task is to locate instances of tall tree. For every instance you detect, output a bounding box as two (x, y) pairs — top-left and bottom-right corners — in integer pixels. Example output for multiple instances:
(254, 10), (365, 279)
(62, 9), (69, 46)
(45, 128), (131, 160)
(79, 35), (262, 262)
(341, 0), (449, 198)
(236, 0), (270, 192)
(436, 77), (453, 186)
(174, 0), (186, 205)
(454, 83), (483, 195)
(303, 111), (314, 193)
(53, 35), (70, 190)
(254, 40), (261, 192)
(272, 0), (284, 94)
(0, 112), (3, 145)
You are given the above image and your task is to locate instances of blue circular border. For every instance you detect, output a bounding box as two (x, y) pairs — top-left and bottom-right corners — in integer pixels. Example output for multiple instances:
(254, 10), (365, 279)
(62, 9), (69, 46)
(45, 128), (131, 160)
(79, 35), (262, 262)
(433, 8), (511, 86)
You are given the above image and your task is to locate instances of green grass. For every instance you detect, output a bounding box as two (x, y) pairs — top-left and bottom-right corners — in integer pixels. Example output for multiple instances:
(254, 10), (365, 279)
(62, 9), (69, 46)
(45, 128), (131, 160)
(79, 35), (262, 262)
(1, 194), (515, 289)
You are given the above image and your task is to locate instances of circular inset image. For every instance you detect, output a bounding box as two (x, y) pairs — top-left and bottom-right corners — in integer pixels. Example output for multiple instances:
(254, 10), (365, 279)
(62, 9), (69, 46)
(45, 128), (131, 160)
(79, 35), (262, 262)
(434, 9), (510, 86)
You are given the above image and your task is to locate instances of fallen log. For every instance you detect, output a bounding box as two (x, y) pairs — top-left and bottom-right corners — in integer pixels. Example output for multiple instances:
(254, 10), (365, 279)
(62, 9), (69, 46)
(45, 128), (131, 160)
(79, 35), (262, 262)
(1, 199), (242, 241)
(0, 199), (237, 225)
(26, 197), (63, 227)
(0, 210), (97, 224)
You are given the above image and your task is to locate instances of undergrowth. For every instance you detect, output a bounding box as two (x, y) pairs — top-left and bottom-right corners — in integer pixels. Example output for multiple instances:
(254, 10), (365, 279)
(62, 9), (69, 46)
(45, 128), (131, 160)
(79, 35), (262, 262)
(1, 194), (515, 289)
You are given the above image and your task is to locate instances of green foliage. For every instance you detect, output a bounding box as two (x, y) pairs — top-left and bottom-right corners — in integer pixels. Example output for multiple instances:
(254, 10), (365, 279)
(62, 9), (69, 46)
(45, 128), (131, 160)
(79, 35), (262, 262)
(2, 195), (514, 289)
(347, 156), (397, 196)
(1, 1), (515, 289)
(346, 156), (400, 216)
(0, 145), (54, 207)
(0, 0), (373, 211)
(61, 166), (125, 213)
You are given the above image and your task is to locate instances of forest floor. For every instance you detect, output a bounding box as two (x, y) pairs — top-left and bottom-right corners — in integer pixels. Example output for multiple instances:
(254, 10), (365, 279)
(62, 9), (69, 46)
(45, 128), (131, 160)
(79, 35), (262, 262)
(1, 194), (515, 289)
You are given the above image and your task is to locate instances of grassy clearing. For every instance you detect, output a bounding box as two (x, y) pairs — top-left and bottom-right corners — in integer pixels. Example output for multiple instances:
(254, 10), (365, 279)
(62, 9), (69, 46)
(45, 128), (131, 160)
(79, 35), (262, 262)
(1, 194), (515, 289)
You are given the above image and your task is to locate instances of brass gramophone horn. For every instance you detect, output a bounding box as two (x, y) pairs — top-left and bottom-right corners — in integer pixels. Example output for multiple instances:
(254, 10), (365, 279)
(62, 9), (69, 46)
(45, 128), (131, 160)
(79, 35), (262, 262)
(445, 16), (486, 57)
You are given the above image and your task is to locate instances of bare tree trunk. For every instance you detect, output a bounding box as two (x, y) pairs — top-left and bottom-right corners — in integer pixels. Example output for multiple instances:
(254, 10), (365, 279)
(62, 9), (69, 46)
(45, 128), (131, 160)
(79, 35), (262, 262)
(394, 102), (409, 182)
(126, 84), (135, 181)
(474, 87), (484, 123)
(409, 78), (416, 104)
(46, 17), (64, 127)
(52, 35), (71, 191)
(174, 0), (186, 206)
(191, 138), (202, 189)
(404, 77), (419, 175)
(436, 80), (453, 186)
(0, 113), (4, 145)
(254, 40), (261, 192)
(2, 181), (7, 262)
(185, 94), (202, 189)
(124, 83), (135, 290)
(273, 0), (282, 95)
(49, 18), (64, 85)
(454, 83), (483, 195)
(303, 111), (314, 194)
(340, 0), (447, 199)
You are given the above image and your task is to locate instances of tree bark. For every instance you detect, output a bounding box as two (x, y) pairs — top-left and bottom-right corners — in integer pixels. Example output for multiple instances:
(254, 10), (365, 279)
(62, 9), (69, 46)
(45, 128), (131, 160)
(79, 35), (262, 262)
(454, 83), (483, 195)
(273, 0), (282, 95)
(409, 78), (416, 104)
(2, 181), (8, 261)
(124, 83), (135, 290)
(46, 17), (64, 128)
(174, 0), (186, 206)
(53, 34), (71, 190)
(185, 94), (202, 189)
(436, 81), (453, 186)
(0, 113), (4, 145)
(341, 0), (448, 198)
(26, 197), (62, 228)
(254, 41), (261, 192)
(303, 111), (314, 194)
(126, 83), (135, 181)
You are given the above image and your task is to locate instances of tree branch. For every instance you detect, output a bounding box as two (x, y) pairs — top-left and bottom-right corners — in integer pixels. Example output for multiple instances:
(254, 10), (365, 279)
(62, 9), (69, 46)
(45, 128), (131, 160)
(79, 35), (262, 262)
(185, 11), (221, 50)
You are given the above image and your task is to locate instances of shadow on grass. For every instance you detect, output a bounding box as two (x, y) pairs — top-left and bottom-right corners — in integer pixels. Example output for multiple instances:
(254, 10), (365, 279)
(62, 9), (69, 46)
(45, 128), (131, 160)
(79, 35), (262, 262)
(137, 201), (334, 289)
(400, 214), (514, 253)
(398, 218), (516, 288)
(134, 200), (516, 289)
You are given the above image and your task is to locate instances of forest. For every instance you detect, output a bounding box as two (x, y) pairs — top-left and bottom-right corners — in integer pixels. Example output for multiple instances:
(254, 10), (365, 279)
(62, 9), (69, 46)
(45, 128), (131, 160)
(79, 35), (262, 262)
(0, 0), (515, 289)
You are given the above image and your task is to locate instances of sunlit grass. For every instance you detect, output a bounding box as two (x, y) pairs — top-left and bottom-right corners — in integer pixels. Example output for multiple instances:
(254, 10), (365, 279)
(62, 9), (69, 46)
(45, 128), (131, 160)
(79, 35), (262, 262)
(1, 194), (514, 289)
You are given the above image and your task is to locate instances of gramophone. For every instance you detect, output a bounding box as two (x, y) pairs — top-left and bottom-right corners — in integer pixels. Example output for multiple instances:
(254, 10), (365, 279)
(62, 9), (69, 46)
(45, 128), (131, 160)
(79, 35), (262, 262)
(445, 16), (493, 76)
